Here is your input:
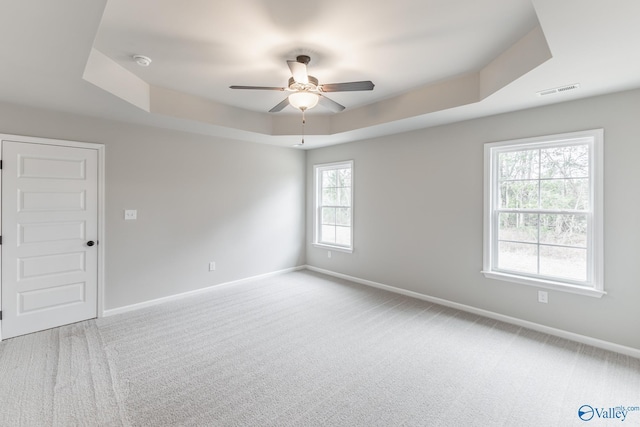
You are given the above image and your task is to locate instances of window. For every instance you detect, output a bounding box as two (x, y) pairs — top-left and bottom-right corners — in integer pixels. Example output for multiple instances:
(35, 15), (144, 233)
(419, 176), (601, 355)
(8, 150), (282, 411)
(483, 129), (604, 297)
(314, 161), (353, 252)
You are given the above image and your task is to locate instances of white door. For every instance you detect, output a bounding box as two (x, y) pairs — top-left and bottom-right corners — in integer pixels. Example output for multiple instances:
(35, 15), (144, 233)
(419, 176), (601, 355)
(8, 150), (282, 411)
(1, 140), (99, 339)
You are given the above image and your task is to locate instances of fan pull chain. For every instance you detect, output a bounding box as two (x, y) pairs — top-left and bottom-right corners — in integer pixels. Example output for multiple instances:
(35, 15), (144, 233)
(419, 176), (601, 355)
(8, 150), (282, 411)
(301, 109), (306, 145)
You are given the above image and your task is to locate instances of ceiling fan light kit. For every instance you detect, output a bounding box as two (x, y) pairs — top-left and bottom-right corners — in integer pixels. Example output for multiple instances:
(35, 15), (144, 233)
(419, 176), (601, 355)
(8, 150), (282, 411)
(230, 54), (375, 146)
(288, 91), (319, 111)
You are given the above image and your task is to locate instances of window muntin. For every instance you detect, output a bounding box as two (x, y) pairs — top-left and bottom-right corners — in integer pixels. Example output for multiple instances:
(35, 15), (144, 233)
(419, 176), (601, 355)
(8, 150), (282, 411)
(483, 130), (604, 296)
(314, 161), (353, 251)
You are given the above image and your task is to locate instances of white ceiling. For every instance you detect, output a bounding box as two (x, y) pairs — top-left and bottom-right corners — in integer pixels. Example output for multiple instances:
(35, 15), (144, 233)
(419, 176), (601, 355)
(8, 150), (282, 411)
(1, 0), (639, 148)
(94, 0), (538, 113)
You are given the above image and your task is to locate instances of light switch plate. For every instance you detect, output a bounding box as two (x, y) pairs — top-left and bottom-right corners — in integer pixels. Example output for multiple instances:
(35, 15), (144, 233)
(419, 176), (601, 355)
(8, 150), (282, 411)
(124, 209), (137, 220)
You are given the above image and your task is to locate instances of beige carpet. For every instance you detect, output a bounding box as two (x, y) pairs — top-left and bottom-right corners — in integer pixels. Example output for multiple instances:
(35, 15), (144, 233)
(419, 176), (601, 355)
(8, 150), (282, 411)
(1, 270), (639, 426)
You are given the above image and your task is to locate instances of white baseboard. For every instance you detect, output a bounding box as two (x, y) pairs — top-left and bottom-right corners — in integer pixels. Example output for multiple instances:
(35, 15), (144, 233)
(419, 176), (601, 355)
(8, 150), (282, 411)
(305, 265), (640, 360)
(102, 265), (306, 317)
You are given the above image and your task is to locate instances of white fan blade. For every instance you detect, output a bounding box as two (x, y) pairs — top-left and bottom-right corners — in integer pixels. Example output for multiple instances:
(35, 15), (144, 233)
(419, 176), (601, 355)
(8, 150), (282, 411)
(287, 60), (308, 84)
(319, 94), (345, 112)
(269, 97), (290, 113)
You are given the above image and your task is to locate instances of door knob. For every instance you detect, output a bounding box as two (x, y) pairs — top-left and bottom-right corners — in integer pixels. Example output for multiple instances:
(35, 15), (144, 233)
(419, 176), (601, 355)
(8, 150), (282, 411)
(87, 241), (95, 247)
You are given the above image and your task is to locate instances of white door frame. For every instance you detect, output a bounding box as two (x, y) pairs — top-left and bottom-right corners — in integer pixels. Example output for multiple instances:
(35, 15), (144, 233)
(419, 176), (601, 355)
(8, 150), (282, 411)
(0, 134), (105, 342)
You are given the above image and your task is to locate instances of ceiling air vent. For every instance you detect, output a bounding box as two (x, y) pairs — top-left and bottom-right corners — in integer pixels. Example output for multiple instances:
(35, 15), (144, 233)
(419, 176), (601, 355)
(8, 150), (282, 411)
(537, 83), (580, 97)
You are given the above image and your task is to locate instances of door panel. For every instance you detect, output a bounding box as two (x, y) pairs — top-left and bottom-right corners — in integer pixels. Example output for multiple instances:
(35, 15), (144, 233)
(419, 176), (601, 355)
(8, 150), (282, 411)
(20, 190), (86, 211)
(19, 282), (86, 314)
(19, 221), (85, 245)
(19, 251), (86, 279)
(2, 140), (98, 339)
(19, 156), (87, 179)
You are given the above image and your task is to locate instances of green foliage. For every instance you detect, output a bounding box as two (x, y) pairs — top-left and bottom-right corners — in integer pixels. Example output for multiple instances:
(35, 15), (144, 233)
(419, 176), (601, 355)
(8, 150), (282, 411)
(319, 166), (352, 247)
(499, 144), (589, 211)
(321, 167), (351, 207)
(497, 144), (589, 250)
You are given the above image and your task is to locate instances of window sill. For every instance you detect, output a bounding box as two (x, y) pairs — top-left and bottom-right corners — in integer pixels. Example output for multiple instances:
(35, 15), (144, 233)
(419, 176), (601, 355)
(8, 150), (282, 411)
(481, 271), (605, 298)
(313, 243), (353, 253)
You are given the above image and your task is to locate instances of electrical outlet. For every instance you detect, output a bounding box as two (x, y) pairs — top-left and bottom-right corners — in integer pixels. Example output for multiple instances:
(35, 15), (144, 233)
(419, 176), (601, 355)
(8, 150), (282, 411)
(538, 290), (548, 304)
(124, 209), (137, 220)
(327, 251), (332, 259)
(209, 262), (216, 271)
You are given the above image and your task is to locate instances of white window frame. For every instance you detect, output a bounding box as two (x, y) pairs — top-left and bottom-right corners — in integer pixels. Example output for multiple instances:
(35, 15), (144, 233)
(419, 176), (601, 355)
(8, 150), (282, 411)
(482, 129), (604, 297)
(313, 160), (354, 253)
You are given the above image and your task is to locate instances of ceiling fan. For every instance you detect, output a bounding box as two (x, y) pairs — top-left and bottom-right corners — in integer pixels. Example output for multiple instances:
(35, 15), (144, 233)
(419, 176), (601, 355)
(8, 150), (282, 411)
(230, 55), (375, 113)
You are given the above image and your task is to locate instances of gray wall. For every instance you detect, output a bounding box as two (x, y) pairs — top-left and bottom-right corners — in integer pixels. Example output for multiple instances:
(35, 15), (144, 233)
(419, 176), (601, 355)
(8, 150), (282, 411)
(306, 89), (640, 350)
(2, 88), (638, 350)
(0, 103), (306, 310)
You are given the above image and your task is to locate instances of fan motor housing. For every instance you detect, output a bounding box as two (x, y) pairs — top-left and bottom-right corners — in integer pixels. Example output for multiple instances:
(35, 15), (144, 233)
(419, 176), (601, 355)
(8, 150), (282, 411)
(288, 76), (319, 91)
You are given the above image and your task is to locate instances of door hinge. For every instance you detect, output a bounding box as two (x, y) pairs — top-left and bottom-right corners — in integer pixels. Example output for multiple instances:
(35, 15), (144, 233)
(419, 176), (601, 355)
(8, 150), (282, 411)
(0, 160), (3, 169)
(0, 236), (2, 245)
(0, 311), (2, 321)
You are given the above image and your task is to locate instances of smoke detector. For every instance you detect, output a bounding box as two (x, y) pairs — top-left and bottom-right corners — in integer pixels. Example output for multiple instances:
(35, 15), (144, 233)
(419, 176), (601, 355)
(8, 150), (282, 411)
(133, 55), (152, 67)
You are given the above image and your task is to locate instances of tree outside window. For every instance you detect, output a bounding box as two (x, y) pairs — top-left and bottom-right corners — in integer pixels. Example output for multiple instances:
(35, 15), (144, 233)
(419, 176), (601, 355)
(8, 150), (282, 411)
(314, 161), (353, 251)
(483, 130), (604, 297)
